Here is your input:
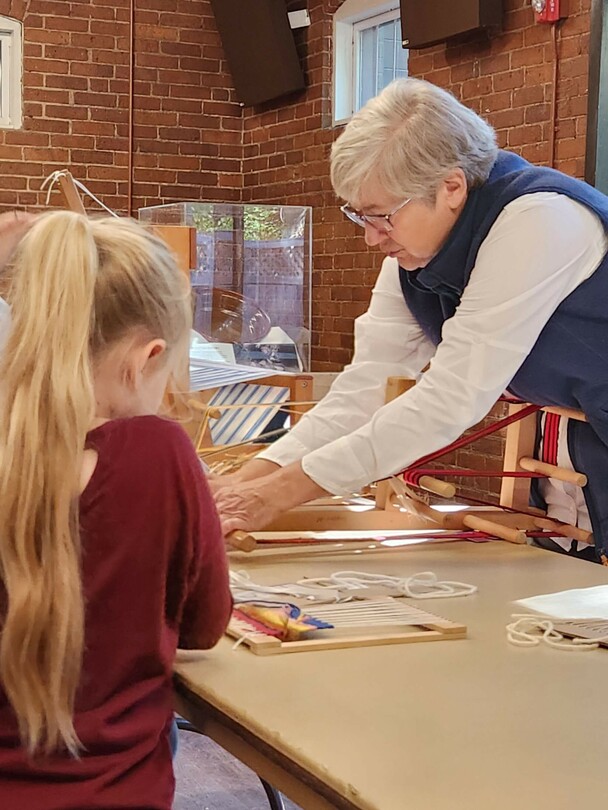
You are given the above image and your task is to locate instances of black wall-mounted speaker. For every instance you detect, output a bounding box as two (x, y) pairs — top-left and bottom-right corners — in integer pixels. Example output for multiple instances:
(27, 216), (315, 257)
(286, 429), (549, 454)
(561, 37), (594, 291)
(400, 0), (503, 49)
(210, 0), (305, 106)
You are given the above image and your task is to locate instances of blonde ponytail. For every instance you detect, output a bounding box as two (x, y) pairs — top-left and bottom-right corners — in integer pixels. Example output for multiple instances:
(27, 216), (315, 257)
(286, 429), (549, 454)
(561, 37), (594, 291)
(0, 211), (189, 756)
(0, 212), (97, 754)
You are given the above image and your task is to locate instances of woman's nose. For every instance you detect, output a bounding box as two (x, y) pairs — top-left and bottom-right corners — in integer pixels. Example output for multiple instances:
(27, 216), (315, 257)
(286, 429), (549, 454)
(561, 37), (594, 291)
(364, 222), (384, 247)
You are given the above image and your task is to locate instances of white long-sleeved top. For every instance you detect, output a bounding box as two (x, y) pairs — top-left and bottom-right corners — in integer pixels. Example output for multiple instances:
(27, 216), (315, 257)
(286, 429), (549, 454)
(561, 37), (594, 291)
(258, 192), (608, 495)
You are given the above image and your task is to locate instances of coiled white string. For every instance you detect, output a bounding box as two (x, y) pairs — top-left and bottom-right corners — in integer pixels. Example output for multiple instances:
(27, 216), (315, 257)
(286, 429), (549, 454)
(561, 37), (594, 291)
(230, 570), (342, 604)
(299, 570), (478, 599)
(506, 614), (608, 652)
(230, 569), (477, 604)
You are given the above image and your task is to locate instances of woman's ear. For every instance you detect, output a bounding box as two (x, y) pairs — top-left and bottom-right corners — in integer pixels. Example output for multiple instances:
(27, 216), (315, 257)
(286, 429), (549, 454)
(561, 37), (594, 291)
(440, 168), (468, 211)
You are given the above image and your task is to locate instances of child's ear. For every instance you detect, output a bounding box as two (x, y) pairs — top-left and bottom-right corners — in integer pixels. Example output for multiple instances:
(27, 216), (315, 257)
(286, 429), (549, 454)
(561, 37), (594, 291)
(145, 339), (167, 361)
(141, 339), (167, 373)
(123, 339), (167, 387)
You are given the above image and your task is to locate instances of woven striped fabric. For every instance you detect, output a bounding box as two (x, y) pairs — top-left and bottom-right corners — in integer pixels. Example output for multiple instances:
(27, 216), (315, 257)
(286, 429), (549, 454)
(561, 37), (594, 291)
(209, 383), (289, 445)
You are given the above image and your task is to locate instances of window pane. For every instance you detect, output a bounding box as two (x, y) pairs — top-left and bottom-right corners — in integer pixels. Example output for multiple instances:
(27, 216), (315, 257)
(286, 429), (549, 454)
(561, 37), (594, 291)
(357, 19), (408, 112)
(378, 20), (396, 89)
(358, 26), (377, 110)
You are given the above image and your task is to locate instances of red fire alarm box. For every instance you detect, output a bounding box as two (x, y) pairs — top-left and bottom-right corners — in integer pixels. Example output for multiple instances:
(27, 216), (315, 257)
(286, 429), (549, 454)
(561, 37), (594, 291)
(532, 0), (562, 23)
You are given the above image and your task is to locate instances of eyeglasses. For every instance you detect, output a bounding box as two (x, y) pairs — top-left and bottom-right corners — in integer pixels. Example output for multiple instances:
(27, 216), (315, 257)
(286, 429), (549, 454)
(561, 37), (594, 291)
(340, 197), (412, 233)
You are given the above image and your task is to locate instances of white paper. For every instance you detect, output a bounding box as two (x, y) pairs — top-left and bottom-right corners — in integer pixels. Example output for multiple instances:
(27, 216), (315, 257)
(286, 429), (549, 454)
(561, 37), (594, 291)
(515, 585), (608, 619)
(190, 342), (236, 364)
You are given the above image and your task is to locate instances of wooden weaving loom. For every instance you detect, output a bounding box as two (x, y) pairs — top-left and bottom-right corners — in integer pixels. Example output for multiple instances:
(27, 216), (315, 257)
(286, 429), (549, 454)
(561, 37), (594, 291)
(228, 599), (467, 655)
(221, 378), (593, 559)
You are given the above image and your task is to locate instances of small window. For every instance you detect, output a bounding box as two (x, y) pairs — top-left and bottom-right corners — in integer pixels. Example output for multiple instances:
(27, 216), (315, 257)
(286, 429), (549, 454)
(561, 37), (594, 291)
(333, 1), (408, 126)
(354, 12), (408, 111)
(0, 16), (22, 130)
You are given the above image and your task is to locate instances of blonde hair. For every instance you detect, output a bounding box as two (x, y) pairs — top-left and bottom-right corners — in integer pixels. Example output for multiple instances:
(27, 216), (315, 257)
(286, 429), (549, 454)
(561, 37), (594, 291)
(330, 77), (498, 206)
(0, 211), (190, 756)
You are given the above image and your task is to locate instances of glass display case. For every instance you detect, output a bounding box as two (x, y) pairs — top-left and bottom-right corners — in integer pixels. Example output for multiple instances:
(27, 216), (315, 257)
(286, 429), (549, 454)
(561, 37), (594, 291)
(138, 202), (312, 373)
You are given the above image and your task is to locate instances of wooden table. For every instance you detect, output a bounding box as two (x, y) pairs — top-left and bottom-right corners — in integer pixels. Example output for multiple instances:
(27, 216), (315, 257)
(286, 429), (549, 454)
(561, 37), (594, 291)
(174, 541), (608, 810)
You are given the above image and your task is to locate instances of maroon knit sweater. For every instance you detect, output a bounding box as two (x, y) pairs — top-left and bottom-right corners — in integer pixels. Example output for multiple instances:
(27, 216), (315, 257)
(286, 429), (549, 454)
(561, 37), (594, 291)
(0, 416), (232, 810)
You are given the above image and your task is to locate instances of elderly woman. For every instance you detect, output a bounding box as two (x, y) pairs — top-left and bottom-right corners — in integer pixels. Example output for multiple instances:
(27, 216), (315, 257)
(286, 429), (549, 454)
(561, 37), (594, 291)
(214, 77), (608, 563)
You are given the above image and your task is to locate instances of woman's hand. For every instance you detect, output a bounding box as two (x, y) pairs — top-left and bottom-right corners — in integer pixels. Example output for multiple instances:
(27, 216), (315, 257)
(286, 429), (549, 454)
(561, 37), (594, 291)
(214, 477), (283, 535)
(206, 458), (282, 496)
(206, 471), (241, 495)
(214, 462), (327, 535)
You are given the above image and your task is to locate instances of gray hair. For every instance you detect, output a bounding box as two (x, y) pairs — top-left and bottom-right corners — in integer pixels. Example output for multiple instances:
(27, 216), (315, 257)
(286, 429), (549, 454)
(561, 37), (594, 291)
(330, 78), (498, 206)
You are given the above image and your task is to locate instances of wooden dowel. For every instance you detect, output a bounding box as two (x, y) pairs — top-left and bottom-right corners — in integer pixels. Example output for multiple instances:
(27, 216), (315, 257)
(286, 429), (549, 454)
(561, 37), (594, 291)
(227, 537), (463, 560)
(541, 406), (587, 422)
(238, 541), (382, 558)
(533, 517), (594, 546)
(57, 172), (87, 214)
(418, 475), (456, 499)
(226, 530), (257, 552)
(518, 457), (587, 487)
(207, 400), (318, 411)
(462, 515), (527, 545)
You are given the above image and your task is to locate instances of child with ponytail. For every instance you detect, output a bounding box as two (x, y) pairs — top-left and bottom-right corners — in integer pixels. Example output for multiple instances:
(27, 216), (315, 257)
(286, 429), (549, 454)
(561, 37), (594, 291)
(0, 211), (232, 809)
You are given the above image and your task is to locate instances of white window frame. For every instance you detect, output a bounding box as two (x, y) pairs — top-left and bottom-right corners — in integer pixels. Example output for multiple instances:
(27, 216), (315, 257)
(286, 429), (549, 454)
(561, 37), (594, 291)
(0, 16), (23, 130)
(333, 0), (406, 126)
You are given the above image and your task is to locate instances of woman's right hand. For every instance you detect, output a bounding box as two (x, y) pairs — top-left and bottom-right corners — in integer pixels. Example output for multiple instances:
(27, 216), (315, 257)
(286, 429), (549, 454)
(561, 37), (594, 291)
(213, 476), (283, 535)
(213, 461), (327, 536)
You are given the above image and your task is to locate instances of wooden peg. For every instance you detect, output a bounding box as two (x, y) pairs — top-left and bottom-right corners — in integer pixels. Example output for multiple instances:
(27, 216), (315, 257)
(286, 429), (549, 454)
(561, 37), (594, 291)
(541, 406), (587, 422)
(226, 530), (257, 552)
(518, 457), (587, 487)
(533, 517), (594, 546)
(461, 515), (527, 545)
(57, 171), (87, 215)
(417, 475), (456, 499)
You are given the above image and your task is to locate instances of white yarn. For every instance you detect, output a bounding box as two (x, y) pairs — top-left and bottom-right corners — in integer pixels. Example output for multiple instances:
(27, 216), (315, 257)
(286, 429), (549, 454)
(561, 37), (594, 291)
(299, 570), (478, 600)
(229, 569), (342, 604)
(506, 614), (608, 652)
(231, 630), (258, 650)
(41, 170), (120, 217)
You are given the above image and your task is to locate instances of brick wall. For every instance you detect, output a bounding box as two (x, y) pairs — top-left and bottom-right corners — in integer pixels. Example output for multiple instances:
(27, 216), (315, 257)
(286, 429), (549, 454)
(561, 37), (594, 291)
(0, 0), (242, 214)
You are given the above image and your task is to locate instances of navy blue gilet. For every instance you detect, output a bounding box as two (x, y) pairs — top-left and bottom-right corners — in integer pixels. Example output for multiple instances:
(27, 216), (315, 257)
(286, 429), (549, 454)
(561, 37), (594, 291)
(399, 150), (608, 449)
